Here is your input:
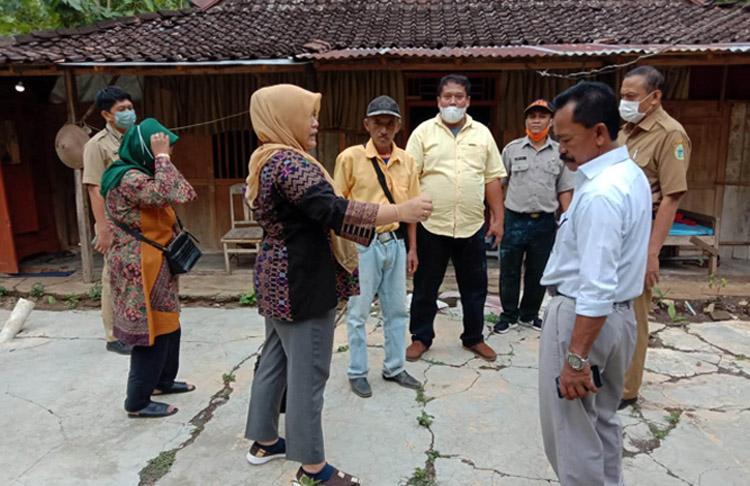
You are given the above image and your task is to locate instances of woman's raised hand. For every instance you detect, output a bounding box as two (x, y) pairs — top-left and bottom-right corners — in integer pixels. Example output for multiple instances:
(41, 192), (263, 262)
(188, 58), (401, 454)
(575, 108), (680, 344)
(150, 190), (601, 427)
(150, 132), (170, 156)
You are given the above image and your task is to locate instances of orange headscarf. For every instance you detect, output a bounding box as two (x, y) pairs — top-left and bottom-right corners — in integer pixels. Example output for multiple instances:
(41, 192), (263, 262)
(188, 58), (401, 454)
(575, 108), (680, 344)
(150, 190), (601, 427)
(245, 84), (358, 273)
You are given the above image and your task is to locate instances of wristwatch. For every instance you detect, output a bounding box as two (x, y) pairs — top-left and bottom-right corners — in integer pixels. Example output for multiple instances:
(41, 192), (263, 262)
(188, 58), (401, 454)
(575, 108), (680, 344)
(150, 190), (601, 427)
(566, 351), (590, 371)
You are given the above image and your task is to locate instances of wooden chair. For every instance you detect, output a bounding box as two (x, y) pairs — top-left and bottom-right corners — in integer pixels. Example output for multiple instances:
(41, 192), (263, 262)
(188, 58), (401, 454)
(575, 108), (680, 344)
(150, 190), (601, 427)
(220, 183), (263, 274)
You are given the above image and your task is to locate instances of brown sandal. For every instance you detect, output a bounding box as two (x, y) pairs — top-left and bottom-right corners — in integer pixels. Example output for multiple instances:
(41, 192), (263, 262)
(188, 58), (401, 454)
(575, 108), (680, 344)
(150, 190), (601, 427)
(293, 465), (361, 485)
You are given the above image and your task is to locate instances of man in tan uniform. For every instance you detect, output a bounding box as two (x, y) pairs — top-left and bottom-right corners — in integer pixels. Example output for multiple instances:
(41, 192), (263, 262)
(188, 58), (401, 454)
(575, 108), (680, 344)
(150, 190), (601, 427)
(82, 86), (137, 355)
(617, 66), (691, 409)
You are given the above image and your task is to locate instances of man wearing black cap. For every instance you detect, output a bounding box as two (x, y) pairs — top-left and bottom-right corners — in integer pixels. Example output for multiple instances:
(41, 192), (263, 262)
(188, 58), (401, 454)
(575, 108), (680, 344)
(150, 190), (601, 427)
(495, 99), (575, 334)
(333, 95), (422, 398)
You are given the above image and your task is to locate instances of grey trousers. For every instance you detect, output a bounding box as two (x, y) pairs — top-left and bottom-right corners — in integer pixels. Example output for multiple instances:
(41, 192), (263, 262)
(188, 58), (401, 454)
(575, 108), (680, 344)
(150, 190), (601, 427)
(539, 295), (636, 486)
(245, 308), (336, 464)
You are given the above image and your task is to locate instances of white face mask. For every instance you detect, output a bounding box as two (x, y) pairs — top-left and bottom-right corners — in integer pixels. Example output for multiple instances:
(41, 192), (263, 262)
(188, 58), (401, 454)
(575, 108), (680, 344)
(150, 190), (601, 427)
(619, 91), (655, 124)
(440, 106), (466, 124)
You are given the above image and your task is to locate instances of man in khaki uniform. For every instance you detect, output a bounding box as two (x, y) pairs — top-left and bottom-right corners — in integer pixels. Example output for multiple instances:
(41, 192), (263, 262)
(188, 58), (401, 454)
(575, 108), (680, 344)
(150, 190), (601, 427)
(82, 86), (137, 355)
(617, 66), (691, 409)
(495, 99), (575, 334)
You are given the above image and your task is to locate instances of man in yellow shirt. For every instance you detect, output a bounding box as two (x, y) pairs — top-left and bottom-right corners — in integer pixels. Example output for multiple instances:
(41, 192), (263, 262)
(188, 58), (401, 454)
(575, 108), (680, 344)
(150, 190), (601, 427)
(82, 86), (137, 355)
(334, 96), (422, 398)
(405, 74), (507, 362)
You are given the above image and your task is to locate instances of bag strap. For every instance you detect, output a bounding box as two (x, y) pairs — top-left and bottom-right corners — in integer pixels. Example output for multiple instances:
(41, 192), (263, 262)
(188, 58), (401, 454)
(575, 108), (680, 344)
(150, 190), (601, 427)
(105, 206), (169, 252)
(365, 145), (396, 205)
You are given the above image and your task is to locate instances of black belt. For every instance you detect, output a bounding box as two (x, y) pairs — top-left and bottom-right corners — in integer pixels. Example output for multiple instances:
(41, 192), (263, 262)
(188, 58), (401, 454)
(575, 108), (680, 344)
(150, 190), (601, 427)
(376, 231), (402, 244)
(547, 286), (631, 309)
(507, 208), (553, 219)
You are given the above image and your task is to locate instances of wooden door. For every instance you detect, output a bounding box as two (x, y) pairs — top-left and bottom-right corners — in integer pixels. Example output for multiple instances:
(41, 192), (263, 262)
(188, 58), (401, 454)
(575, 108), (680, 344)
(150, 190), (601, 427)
(0, 167), (19, 273)
(662, 101), (730, 218)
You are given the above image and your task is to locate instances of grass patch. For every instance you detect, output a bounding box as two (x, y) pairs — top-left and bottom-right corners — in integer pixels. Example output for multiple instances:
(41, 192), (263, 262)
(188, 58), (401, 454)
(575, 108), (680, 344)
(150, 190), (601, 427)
(417, 411), (434, 428)
(88, 282), (102, 301)
(484, 312), (500, 324)
(65, 296), (80, 309)
(46, 295), (57, 305)
(30, 282), (45, 299)
(404, 467), (437, 486)
(415, 386), (432, 406)
(139, 450), (177, 485)
(239, 290), (257, 306)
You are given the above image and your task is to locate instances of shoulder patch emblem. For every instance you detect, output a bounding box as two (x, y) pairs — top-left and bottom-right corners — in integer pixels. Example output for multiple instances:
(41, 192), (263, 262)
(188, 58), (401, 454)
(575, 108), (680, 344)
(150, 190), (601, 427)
(674, 143), (685, 161)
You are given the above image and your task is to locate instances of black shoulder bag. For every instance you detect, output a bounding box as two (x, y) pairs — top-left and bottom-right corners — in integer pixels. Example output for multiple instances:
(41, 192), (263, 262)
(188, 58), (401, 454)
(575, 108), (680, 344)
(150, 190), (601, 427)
(109, 210), (202, 275)
(368, 154), (408, 242)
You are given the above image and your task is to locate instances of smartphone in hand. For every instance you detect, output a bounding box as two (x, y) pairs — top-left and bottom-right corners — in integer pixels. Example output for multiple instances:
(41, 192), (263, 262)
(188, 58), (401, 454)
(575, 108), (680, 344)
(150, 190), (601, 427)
(556, 365), (602, 399)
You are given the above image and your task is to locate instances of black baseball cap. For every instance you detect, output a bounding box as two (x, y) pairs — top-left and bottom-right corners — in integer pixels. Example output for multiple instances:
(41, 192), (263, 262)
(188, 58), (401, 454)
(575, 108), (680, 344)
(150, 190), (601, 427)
(366, 95), (401, 118)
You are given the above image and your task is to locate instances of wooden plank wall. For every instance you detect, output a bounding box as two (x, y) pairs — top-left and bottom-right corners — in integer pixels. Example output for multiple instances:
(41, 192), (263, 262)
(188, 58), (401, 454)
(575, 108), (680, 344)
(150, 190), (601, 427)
(721, 102), (750, 259)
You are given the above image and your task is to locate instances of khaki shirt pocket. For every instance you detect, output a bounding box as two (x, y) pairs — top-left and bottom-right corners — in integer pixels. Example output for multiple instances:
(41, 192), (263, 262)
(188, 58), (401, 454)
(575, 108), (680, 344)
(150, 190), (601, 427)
(462, 143), (487, 171)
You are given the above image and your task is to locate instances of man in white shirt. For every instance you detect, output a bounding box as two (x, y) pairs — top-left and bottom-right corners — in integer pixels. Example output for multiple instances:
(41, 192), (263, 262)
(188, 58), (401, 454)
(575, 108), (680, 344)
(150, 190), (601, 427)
(538, 82), (651, 486)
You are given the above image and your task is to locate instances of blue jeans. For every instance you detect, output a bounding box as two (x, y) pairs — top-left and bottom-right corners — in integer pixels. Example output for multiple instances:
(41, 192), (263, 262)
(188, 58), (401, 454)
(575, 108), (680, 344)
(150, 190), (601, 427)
(346, 237), (408, 379)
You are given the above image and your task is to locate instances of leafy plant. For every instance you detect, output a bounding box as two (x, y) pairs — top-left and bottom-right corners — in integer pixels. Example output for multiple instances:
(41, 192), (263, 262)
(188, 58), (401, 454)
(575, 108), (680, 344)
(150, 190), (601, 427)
(65, 295), (79, 309)
(1, 0), (189, 36)
(404, 467), (436, 486)
(484, 312), (500, 324)
(46, 295), (57, 305)
(417, 411), (434, 428)
(29, 282), (45, 299)
(653, 287), (686, 323)
(88, 282), (102, 301)
(708, 273), (728, 299)
(238, 290), (257, 306)
(0, 285), (7, 297)
(336, 344), (349, 353)
(222, 372), (236, 384)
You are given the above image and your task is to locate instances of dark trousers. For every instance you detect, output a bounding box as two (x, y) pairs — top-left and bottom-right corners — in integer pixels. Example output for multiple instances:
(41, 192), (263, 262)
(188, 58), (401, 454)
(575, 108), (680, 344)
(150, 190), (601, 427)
(410, 224), (487, 347)
(499, 210), (556, 324)
(124, 328), (181, 412)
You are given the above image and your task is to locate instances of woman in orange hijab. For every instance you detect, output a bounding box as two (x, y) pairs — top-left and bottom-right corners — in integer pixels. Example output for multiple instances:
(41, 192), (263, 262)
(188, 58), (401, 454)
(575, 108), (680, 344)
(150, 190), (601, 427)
(243, 85), (431, 485)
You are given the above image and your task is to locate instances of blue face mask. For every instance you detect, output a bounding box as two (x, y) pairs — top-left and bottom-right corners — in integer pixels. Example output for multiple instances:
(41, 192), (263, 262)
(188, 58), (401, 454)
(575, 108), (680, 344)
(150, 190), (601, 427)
(114, 109), (137, 130)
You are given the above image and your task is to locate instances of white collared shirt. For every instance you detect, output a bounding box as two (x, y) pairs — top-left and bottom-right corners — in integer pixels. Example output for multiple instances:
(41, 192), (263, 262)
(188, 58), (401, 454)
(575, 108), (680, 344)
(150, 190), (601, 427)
(540, 146), (651, 317)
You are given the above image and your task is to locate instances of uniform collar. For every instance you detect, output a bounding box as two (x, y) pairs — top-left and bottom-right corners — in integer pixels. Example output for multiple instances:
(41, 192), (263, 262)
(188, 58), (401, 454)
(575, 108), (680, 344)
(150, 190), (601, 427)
(625, 105), (667, 134)
(106, 123), (124, 141)
(434, 113), (473, 133)
(522, 136), (554, 152)
(578, 146), (630, 181)
(365, 139), (400, 164)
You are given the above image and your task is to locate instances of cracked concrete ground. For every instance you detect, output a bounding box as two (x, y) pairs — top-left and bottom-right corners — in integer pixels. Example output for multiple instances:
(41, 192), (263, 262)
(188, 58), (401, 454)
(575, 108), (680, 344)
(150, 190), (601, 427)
(1, 306), (749, 485)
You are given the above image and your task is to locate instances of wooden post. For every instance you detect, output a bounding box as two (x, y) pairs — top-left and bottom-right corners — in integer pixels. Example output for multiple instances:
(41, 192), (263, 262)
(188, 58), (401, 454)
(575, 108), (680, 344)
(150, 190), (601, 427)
(64, 70), (94, 283)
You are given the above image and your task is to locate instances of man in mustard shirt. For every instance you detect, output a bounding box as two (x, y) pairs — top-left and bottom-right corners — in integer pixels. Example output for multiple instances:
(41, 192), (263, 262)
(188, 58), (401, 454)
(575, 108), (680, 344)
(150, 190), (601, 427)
(334, 96), (422, 398)
(618, 66), (691, 410)
(82, 86), (137, 355)
(405, 74), (507, 362)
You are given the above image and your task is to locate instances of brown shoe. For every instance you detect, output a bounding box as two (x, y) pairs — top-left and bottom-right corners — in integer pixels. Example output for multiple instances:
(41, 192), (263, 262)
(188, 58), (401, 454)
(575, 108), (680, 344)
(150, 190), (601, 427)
(464, 341), (497, 362)
(406, 340), (428, 362)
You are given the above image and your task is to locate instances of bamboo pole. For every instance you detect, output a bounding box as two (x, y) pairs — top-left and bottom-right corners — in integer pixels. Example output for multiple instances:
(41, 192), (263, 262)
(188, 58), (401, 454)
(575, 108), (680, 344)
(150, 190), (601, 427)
(64, 70), (94, 283)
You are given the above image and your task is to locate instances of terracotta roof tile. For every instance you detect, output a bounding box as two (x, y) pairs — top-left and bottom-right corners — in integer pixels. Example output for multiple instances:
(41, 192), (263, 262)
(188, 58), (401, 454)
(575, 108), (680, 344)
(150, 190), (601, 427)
(0, 0), (749, 65)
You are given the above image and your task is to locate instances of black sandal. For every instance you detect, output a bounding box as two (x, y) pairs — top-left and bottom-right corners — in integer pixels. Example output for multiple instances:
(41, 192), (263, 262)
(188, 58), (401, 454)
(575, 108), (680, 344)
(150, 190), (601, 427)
(152, 381), (196, 396)
(127, 401), (178, 418)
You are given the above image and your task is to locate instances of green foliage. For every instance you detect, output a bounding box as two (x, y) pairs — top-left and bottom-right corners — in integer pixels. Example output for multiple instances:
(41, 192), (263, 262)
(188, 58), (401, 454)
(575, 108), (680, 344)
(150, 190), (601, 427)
(222, 372), (236, 384)
(708, 273), (728, 295)
(1, 0), (188, 36)
(29, 282), (45, 299)
(484, 312), (500, 324)
(336, 344), (349, 353)
(88, 282), (102, 301)
(404, 467), (436, 486)
(653, 287), (686, 324)
(46, 295), (57, 305)
(238, 290), (257, 306)
(417, 410), (434, 428)
(65, 295), (80, 309)
(0, 285), (7, 297)
(297, 477), (320, 486)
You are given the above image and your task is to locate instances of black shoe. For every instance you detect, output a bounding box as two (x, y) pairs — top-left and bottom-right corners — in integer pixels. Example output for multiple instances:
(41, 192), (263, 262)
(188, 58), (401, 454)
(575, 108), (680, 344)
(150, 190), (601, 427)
(349, 377), (372, 398)
(521, 317), (543, 332)
(618, 397), (638, 410)
(493, 320), (517, 334)
(106, 340), (133, 355)
(383, 370), (421, 390)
